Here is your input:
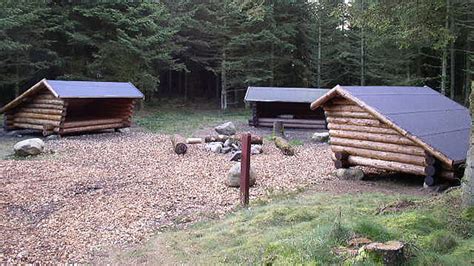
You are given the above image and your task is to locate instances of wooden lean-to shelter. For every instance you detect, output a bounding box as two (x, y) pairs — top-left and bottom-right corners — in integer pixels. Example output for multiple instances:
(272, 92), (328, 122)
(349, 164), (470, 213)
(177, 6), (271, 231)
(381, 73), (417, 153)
(310, 85), (471, 186)
(1, 79), (144, 135)
(245, 86), (329, 129)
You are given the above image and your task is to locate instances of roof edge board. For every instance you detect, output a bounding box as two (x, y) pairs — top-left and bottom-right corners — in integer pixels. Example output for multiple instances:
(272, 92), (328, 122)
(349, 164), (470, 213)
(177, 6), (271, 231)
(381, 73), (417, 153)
(0, 79), (48, 113)
(310, 85), (342, 110)
(335, 86), (454, 167)
(43, 80), (59, 97)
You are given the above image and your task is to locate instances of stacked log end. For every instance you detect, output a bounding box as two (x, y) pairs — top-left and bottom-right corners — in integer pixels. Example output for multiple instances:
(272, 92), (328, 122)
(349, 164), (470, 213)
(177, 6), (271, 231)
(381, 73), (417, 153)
(325, 97), (458, 186)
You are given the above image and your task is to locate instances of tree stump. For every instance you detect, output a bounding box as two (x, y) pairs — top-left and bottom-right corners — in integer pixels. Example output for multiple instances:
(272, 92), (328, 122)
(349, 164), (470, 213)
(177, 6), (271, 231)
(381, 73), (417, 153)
(364, 241), (405, 265)
(272, 121), (284, 137)
(170, 134), (188, 155)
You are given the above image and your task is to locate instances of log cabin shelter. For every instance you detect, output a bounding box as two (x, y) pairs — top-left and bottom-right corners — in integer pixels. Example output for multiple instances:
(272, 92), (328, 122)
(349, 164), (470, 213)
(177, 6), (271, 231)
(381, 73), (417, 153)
(310, 85), (471, 186)
(1, 79), (144, 136)
(244, 86), (329, 130)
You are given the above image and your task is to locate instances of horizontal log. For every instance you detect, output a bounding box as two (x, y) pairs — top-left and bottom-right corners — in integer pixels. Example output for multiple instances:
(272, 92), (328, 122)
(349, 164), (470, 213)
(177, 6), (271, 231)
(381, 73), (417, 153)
(330, 137), (425, 156)
(14, 123), (59, 132)
(331, 145), (430, 166)
(31, 99), (64, 105)
(326, 117), (382, 127)
(327, 123), (398, 135)
(61, 122), (125, 134)
(23, 103), (64, 110)
(257, 122), (326, 129)
(15, 112), (62, 121)
(346, 155), (434, 176)
(21, 108), (64, 115)
(325, 110), (374, 119)
(35, 94), (56, 100)
(330, 98), (354, 105)
(329, 129), (415, 145)
(14, 117), (61, 126)
(63, 118), (125, 128)
(258, 117), (326, 125)
(324, 104), (365, 112)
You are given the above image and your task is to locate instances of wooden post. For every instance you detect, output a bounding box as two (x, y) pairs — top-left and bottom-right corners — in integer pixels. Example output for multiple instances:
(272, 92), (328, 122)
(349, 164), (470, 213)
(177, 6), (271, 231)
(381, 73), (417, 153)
(240, 133), (251, 207)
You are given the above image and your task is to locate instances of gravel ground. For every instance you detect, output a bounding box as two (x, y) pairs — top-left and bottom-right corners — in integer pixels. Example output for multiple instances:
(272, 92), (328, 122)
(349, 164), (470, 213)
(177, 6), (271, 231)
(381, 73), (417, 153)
(1, 130), (337, 263)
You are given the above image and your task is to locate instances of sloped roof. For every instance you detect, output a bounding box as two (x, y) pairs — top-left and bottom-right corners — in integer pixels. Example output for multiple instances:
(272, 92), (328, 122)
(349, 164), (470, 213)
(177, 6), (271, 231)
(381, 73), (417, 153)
(310, 85), (471, 165)
(1, 79), (144, 113)
(245, 86), (329, 103)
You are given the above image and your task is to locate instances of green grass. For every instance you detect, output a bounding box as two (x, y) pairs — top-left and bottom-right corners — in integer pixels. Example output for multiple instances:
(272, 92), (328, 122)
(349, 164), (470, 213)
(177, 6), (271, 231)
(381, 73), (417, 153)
(135, 99), (249, 136)
(116, 190), (474, 265)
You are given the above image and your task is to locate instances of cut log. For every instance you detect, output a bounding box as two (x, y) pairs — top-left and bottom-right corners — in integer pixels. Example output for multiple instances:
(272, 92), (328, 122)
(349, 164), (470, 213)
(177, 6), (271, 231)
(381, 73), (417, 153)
(346, 155), (434, 176)
(334, 151), (348, 160)
(329, 130), (415, 145)
(31, 99), (64, 105)
(170, 134), (188, 155)
(324, 104), (365, 112)
(424, 176), (435, 186)
(326, 117), (382, 127)
(14, 117), (60, 126)
(15, 112), (62, 121)
(274, 136), (295, 156)
(331, 145), (431, 166)
(325, 110), (374, 119)
(60, 123), (124, 134)
(330, 137), (425, 156)
(14, 123), (59, 132)
(186, 138), (202, 144)
(256, 122), (326, 129)
(327, 123), (398, 135)
(273, 121), (284, 137)
(24, 103), (65, 110)
(20, 108), (63, 115)
(63, 118), (124, 128)
(258, 117), (326, 125)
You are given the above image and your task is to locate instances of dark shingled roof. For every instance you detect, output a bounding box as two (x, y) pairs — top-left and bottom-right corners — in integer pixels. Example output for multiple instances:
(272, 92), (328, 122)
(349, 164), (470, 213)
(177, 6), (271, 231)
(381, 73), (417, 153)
(245, 87), (329, 103)
(46, 80), (144, 98)
(311, 85), (471, 164)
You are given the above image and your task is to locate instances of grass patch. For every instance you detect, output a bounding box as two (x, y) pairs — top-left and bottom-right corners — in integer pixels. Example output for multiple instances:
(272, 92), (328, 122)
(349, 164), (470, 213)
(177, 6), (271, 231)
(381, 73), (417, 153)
(113, 190), (473, 265)
(289, 139), (304, 146)
(135, 99), (249, 136)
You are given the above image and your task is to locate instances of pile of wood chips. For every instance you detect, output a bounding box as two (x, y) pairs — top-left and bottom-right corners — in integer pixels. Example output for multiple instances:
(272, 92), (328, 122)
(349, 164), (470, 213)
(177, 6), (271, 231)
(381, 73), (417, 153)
(0, 132), (334, 263)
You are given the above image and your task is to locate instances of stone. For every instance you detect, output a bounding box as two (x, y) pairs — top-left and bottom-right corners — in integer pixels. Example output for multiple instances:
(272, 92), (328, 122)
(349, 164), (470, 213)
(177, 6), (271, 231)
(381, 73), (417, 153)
(221, 147), (232, 154)
(226, 162), (256, 187)
(117, 127), (131, 133)
(223, 138), (234, 148)
(45, 135), (61, 141)
(312, 132), (330, 143)
(230, 151), (242, 161)
(205, 142), (222, 153)
(215, 122), (236, 136)
(14, 138), (45, 156)
(251, 144), (263, 155)
(335, 168), (364, 180)
(462, 145), (474, 206)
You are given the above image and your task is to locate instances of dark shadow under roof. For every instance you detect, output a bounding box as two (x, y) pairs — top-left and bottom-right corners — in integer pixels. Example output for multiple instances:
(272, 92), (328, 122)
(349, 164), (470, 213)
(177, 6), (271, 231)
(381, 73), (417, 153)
(46, 80), (144, 98)
(245, 87), (329, 104)
(311, 85), (471, 164)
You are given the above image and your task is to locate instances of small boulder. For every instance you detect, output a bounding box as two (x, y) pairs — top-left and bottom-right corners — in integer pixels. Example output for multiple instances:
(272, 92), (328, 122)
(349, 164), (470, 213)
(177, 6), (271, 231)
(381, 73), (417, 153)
(205, 142), (223, 153)
(215, 122), (236, 136)
(14, 138), (45, 156)
(335, 168), (364, 180)
(312, 132), (330, 143)
(45, 135), (61, 141)
(251, 144), (263, 155)
(117, 127), (131, 133)
(226, 162), (257, 187)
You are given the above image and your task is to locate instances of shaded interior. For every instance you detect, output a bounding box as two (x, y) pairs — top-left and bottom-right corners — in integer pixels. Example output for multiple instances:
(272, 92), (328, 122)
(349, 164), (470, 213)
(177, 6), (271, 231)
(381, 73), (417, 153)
(256, 102), (325, 120)
(64, 98), (133, 122)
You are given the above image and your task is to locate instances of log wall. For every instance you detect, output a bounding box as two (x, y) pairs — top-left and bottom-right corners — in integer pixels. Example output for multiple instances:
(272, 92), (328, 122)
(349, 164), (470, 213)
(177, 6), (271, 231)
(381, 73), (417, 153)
(324, 97), (456, 185)
(4, 88), (137, 135)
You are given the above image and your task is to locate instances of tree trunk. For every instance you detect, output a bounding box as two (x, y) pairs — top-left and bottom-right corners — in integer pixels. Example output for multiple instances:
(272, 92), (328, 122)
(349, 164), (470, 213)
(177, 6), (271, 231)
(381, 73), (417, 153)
(221, 49), (227, 110)
(317, 14), (322, 88)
